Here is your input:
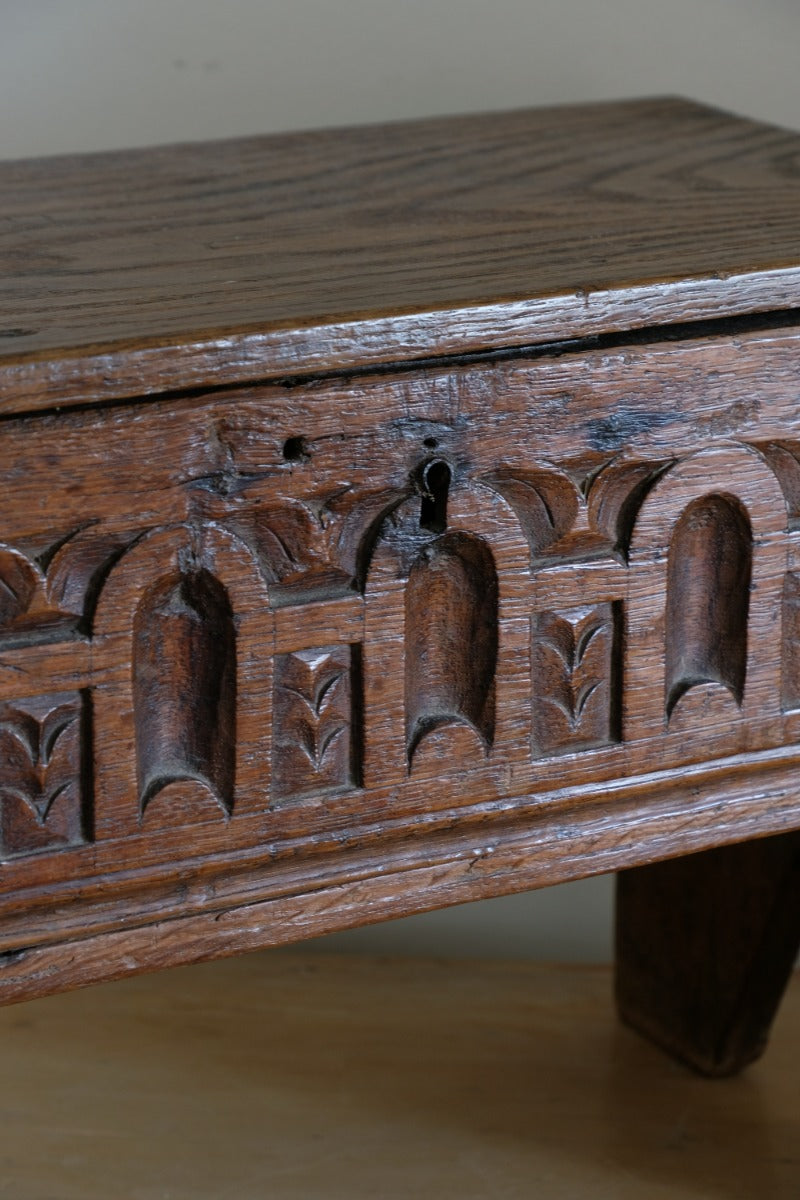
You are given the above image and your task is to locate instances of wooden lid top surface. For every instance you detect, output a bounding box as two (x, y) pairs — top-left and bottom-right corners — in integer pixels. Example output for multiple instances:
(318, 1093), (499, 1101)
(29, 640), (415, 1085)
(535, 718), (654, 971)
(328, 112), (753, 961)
(2, 96), (800, 412)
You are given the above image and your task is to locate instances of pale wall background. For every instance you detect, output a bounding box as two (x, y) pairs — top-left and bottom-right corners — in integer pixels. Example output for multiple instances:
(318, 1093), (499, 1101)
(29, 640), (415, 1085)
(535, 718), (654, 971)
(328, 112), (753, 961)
(3, 0), (799, 960)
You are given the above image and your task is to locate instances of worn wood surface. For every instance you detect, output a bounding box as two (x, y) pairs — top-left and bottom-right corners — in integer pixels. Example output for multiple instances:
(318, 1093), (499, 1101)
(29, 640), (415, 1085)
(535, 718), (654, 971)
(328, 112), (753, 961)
(2, 96), (800, 410)
(1, 101), (800, 1036)
(616, 831), (800, 1076)
(0, 952), (798, 1199)
(2, 321), (800, 1003)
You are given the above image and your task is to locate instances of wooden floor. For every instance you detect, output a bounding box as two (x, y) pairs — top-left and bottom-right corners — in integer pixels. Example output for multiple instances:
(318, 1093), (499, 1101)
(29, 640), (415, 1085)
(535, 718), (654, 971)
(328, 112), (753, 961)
(0, 951), (796, 1199)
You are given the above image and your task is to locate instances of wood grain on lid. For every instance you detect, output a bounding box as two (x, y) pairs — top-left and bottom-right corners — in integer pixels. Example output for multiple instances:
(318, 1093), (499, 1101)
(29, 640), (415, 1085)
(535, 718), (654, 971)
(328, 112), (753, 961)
(1, 96), (800, 411)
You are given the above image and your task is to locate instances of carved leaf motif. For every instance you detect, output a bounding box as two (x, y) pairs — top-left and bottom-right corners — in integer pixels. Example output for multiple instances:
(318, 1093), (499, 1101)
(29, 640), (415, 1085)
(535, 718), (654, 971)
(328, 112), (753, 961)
(586, 458), (674, 555)
(222, 485), (408, 602)
(45, 526), (142, 622)
(0, 549), (39, 625)
(272, 646), (357, 799)
(282, 662), (348, 770)
(532, 604), (620, 755)
(0, 526), (143, 642)
(481, 468), (578, 557)
(0, 692), (86, 859)
(326, 486), (410, 587)
(483, 459), (671, 563)
(249, 502), (324, 581)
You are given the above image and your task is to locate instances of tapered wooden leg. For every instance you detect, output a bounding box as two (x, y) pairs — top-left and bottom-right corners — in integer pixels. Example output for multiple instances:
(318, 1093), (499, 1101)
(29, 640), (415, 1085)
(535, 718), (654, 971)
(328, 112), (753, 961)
(615, 831), (800, 1077)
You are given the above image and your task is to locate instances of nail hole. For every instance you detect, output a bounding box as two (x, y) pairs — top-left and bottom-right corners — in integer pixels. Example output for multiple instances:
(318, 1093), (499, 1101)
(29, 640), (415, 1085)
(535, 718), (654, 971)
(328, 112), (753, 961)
(282, 436), (309, 462)
(423, 436), (439, 449)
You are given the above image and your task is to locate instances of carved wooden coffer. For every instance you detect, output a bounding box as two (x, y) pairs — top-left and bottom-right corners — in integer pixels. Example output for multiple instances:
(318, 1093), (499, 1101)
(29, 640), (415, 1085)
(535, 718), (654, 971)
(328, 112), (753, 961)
(1, 97), (800, 1002)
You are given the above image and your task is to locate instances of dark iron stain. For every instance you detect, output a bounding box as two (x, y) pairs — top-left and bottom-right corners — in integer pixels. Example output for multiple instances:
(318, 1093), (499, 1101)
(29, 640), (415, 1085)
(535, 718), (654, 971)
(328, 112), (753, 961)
(586, 406), (675, 452)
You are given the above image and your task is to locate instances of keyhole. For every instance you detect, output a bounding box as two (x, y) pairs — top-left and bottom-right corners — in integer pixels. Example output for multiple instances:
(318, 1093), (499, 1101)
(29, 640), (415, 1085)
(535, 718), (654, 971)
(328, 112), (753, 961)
(419, 459), (451, 533)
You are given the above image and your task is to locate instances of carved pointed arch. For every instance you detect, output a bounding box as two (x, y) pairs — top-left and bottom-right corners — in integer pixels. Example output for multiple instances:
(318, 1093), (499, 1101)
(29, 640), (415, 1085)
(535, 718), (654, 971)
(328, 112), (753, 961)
(626, 442), (788, 741)
(364, 473), (530, 783)
(405, 531), (498, 766)
(133, 568), (235, 817)
(92, 524), (273, 835)
(367, 473), (530, 591)
(629, 442), (787, 557)
(665, 494), (752, 718)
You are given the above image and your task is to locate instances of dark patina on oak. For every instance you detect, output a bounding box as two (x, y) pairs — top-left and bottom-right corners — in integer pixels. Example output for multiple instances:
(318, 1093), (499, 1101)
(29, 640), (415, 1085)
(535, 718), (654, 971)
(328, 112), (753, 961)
(1, 97), (800, 1075)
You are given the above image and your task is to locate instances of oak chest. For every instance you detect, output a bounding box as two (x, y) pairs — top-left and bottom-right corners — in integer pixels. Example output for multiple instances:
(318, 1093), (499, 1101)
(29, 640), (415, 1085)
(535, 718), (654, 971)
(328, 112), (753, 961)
(2, 97), (800, 1073)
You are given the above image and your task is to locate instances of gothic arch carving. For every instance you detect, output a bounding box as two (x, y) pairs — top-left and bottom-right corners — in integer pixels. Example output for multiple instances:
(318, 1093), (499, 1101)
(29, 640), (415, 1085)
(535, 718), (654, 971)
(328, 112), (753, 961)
(133, 568), (236, 817)
(405, 531), (498, 766)
(364, 472), (530, 781)
(626, 442), (788, 737)
(92, 524), (272, 834)
(665, 494), (752, 719)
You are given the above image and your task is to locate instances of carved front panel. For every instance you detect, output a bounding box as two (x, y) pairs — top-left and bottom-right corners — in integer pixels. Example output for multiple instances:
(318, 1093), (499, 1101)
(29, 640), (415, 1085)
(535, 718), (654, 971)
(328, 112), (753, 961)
(0, 325), (799, 911)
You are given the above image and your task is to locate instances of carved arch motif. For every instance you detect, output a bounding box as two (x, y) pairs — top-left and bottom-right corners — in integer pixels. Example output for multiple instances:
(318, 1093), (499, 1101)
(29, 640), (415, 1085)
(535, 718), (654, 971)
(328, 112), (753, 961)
(92, 523), (272, 834)
(627, 442), (788, 739)
(365, 468), (530, 780)
(405, 531), (498, 765)
(665, 494), (752, 719)
(133, 568), (236, 817)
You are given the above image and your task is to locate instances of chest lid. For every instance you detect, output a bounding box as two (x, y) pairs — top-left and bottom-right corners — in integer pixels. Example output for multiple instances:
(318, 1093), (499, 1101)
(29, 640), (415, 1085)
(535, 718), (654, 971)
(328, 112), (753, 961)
(1, 96), (800, 414)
